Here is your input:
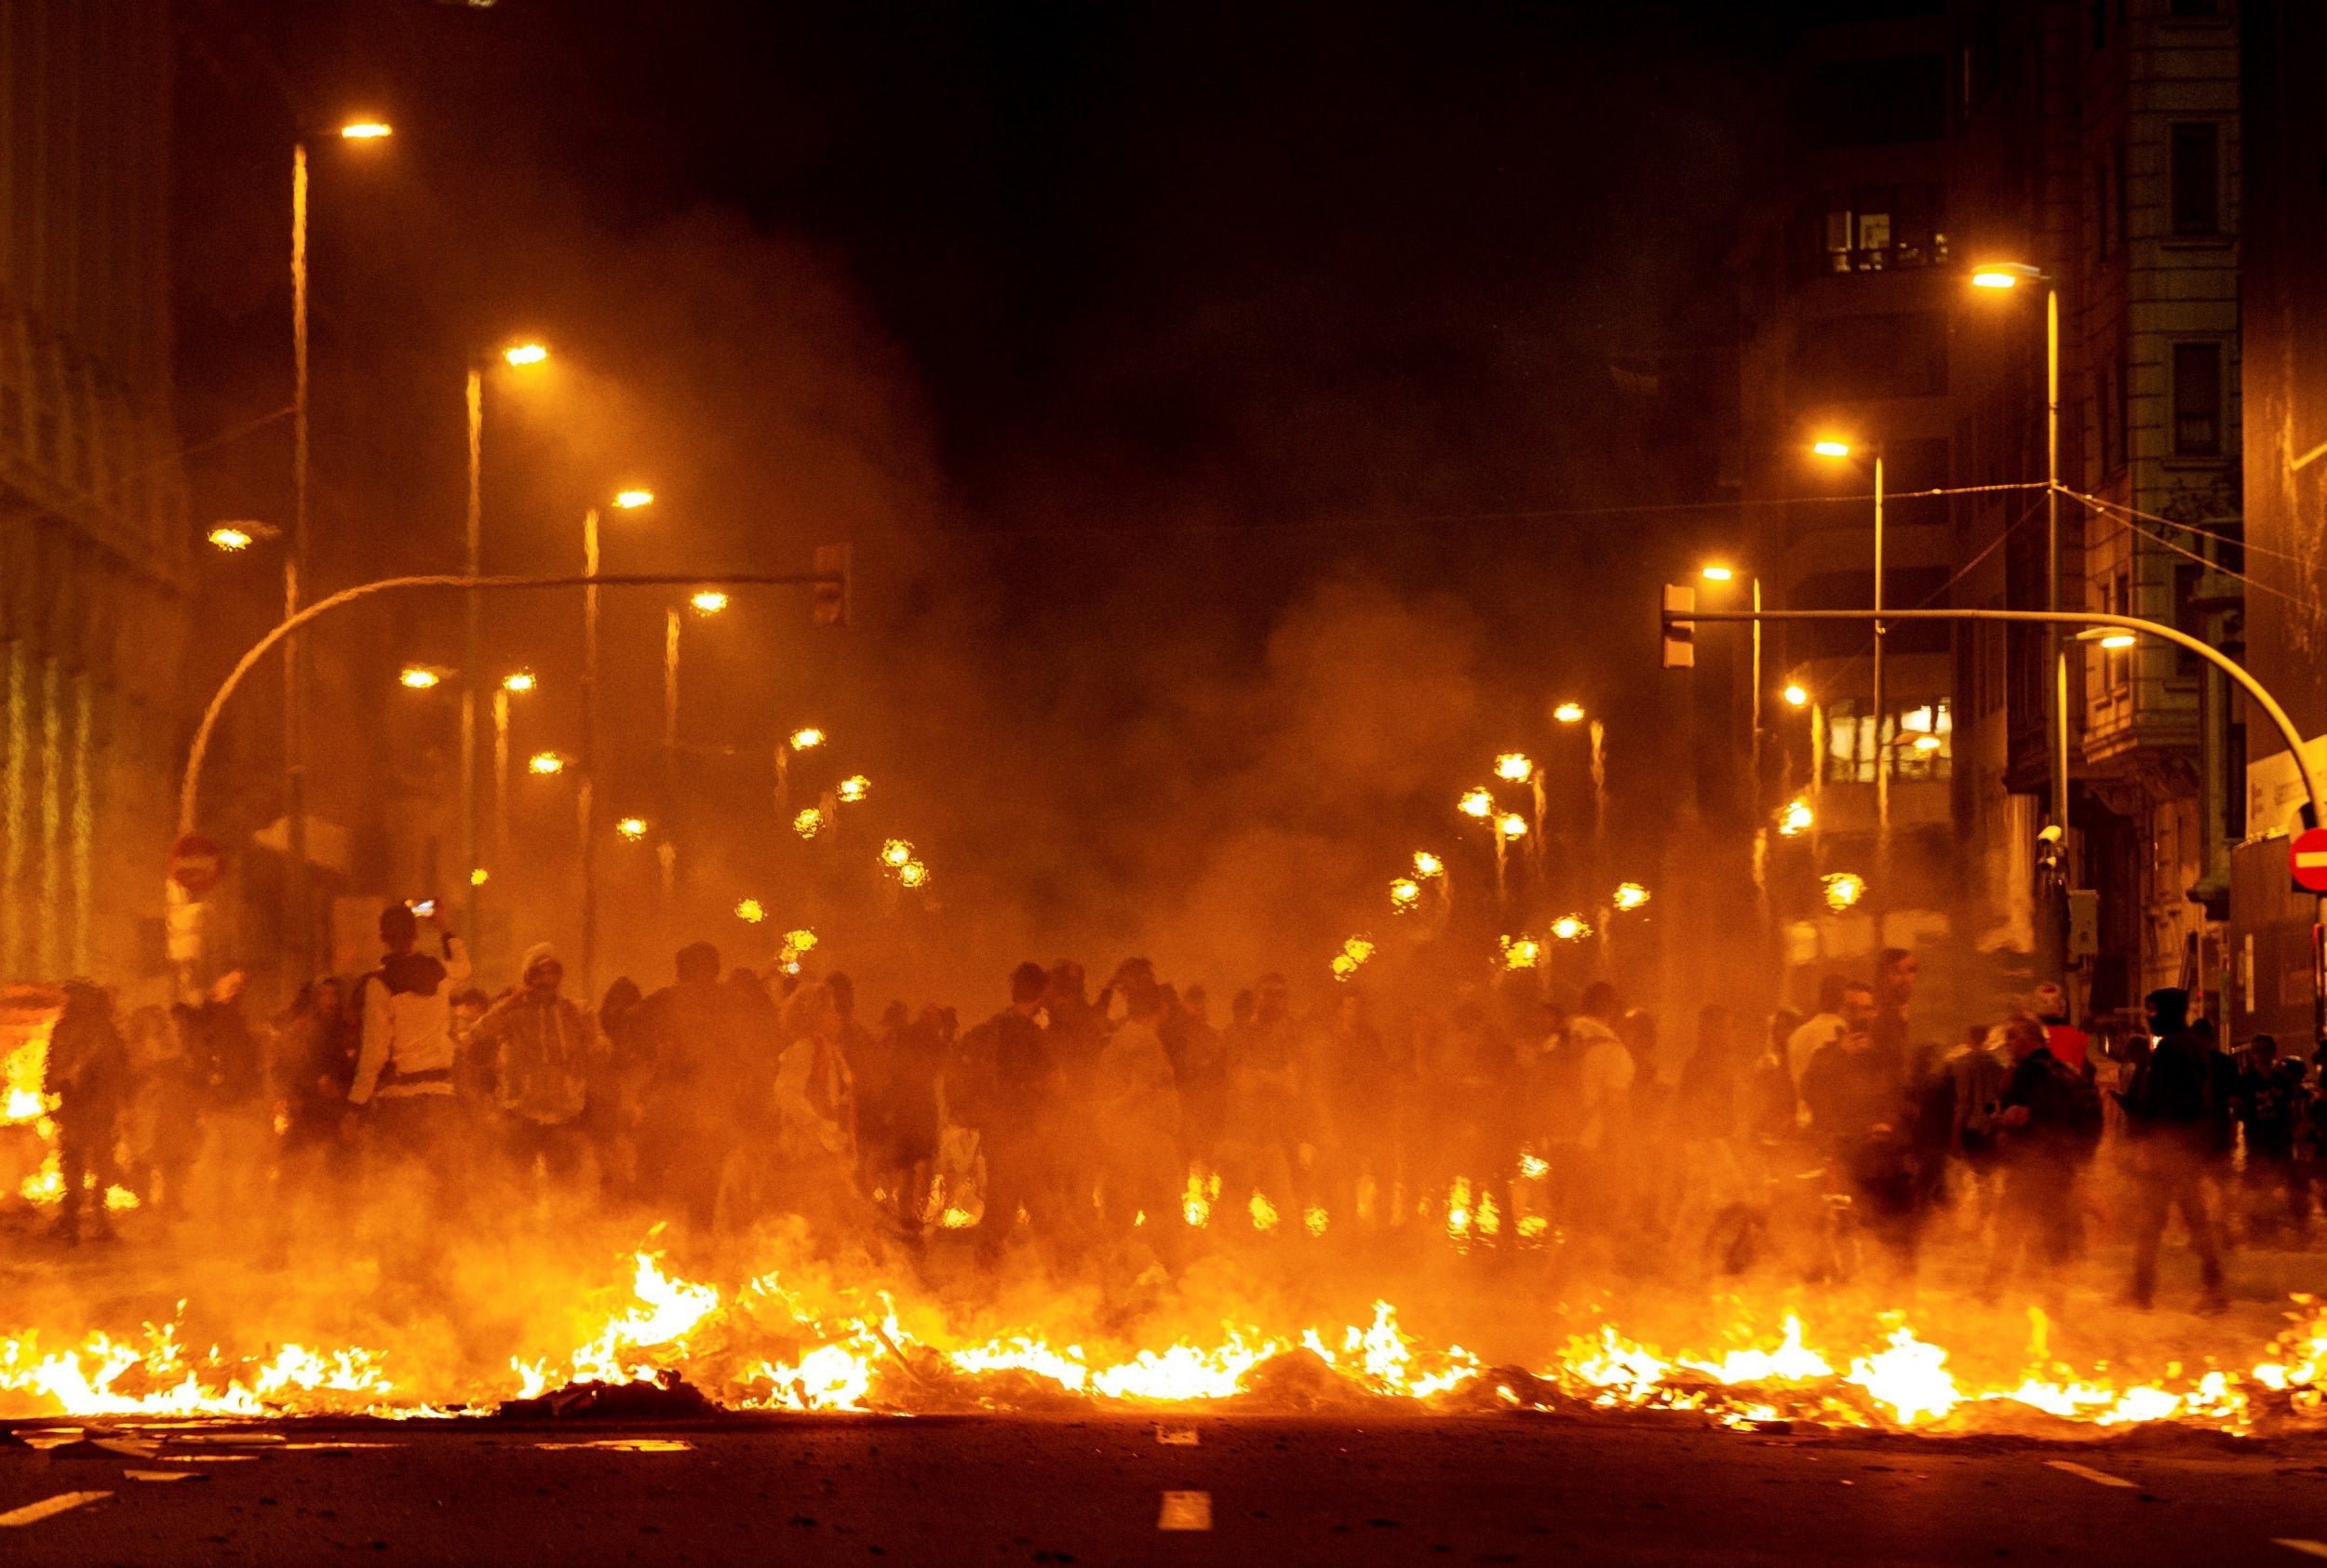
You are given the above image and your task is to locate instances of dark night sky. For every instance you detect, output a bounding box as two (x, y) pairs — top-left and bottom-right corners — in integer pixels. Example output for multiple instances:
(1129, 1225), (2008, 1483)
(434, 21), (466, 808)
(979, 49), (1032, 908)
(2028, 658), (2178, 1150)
(170, 0), (1809, 989)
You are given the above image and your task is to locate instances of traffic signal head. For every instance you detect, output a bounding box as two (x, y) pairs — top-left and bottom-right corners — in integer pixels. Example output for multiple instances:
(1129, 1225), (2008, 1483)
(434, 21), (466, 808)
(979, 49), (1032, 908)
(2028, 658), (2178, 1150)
(1661, 583), (1697, 669)
(814, 543), (852, 627)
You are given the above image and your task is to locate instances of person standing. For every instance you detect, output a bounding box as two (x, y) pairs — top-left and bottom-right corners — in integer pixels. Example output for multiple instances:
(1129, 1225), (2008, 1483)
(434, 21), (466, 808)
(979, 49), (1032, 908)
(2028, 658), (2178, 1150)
(45, 981), (128, 1244)
(635, 942), (733, 1230)
(1566, 982), (1635, 1229)
(954, 962), (1059, 1266)
(1801, 982), (1919, 1277)
(772, 980), (859, 1238)
(2029, 983), (2091, 1075)
(1094, 976), (1184, 1263)
(347, 903), (472, 1215)
(2119, 987), (2228, 1313)
(468, 945), (599, 1191)
(1783, 975), (1851, 1103)
(1981, 1015), (2101, 1307)
(182, 970), (267, 1226)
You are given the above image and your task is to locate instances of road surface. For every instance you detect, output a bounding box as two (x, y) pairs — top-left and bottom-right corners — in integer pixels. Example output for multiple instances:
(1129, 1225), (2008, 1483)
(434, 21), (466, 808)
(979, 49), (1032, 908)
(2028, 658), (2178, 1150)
(5, 1412), (2325, 1565)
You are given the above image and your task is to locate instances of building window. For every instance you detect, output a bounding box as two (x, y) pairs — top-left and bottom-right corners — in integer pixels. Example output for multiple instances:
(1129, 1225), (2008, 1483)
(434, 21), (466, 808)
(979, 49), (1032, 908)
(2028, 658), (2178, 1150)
(2172, 342), (2224, 456)
(2170, 123), (2221, 236)
(1799, 186), (1948, 277)
(1823, 699), (1953, 784)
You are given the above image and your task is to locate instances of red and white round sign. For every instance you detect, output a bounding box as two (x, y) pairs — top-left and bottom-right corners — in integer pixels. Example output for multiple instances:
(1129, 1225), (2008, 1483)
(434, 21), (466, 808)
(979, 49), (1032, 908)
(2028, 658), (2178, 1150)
(168, 833), (224, 898)
(2292, 826), (2327, 894)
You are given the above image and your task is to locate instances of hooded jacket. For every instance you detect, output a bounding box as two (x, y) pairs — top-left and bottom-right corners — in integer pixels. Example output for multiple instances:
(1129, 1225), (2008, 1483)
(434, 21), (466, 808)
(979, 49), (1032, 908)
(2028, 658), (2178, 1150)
(470, 944), (597, 1125)
(350, 934), (471, 1105)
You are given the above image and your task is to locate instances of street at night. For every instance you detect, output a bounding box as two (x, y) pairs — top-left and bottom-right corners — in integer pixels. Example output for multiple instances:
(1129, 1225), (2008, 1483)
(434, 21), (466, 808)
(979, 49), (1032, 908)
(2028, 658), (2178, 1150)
(11, 0), (2327, 1562)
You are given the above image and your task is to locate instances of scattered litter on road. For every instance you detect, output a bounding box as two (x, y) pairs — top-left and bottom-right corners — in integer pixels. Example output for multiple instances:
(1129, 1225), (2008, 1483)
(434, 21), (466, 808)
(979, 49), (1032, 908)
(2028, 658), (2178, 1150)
(1158, 1490), (1212, 1531)
(2044, 1461), (2135, 1489)
(534, 1439), (694, 1453)
(1157, 1427), (1199, 1445)
(0, 1490), (114, 1527)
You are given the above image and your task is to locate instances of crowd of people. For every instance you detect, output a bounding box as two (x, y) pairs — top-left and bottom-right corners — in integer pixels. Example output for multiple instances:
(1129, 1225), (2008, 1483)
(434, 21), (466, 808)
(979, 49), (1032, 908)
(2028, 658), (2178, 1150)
(22, 906), (2326, 1314)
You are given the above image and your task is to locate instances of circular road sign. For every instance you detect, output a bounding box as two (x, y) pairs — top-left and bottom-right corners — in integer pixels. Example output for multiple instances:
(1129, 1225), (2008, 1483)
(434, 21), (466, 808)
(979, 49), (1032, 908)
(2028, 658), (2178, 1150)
(2292, 826), (2327, 894)
(168, 833), (224, 898)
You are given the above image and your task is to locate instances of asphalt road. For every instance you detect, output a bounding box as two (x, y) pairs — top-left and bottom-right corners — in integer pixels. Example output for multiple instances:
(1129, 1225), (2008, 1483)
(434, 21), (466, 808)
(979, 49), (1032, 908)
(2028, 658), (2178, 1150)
(5, 1413), (2327, 1566)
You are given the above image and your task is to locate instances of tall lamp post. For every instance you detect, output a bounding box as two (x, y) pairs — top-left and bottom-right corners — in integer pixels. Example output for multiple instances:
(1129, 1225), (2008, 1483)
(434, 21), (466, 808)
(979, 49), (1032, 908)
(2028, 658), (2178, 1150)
(1810, 437), (1888, 898)
(1971, 261), (2070, 985)
(579, 488), (653, 1002)
(286, 117), (392, 979)
(660, 588), (730, 905)
(461, 341), (549, 956)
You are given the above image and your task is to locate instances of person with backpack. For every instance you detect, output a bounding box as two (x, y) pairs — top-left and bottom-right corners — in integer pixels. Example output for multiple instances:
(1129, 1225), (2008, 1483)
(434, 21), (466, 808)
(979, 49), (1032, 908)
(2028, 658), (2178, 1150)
(2119, 987), (2228, 1313)
(1980, 1013), (2101, 1306)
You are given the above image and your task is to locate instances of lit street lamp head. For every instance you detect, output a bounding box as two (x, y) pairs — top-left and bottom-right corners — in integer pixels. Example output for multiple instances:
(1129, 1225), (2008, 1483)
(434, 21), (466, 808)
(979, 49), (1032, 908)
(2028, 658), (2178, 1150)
(501, 671), (536, 694)
(1782, 683), (1809, 707)
(615, 816), (648, 841)
(1970, 261), (2045, 290)
(527, 751), (565, 775)
(1700, 564), (1735, 583)
(1412, 850), (1444, 878)
(690, 589), (730, 615)
(789, 727), (826, 751)
(1810, 438), (1852, 459)
(837, 774), (870, 803)
(338, 121), (392, 141)
(503, 342), (548, 367)
(1494, 752), (1533, 784)
(1495, 811), (1528, 839)
(612, 489), (654, 510)
(398, 666), (441, 690)
(207, 525), (253, 552)
(1552, 702), (1585, 725)
(1458, 787), (1495, 820)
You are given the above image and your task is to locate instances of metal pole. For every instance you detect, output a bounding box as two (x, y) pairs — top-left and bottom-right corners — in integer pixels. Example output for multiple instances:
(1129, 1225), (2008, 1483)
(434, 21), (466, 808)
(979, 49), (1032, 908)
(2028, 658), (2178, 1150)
(463, 368), (483, 953)
(492, 685), (511, 867)
(580, 508), (599, 1004)
(1872, 450), (1887, 912)
(2048, 285), (2068, 840)
(287, 141), (310, 981)
(1669, 609), (2327, 832)
(663, 605), (680, 906)
(177, 570), (841, 840)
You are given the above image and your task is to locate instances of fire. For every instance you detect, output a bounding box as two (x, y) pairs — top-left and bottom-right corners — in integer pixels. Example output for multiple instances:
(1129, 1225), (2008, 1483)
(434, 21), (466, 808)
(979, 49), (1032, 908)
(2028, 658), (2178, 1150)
(9, 1230), (2327, 1438)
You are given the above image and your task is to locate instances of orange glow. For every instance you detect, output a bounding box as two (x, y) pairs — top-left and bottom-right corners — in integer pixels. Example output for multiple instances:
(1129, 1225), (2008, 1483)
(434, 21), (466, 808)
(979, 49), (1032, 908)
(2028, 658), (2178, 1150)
(1494, 752), (1534, 784)
(1412, 850), (1444, 878)
(207, 525), (254, 552)
(397, 666), (440, 690)
(503, 342), (548, 367)
(615, 817), (648, 841)
(501, 671), (536, 694)
(612, 489), (654, 510)
(1552, 702), (1586, 724)
(1700, 564), (1735, 583)
(1495, 811), (1527, 839)
(789, 727), (826, 751)
(339, 121), (393, 141)
(690, 590), (729, 615)
(1458, 788), (1494, 820)
(1811, 438), (1852, 459)
(1782, 682), (1809, 707)
(527, 752), (565, 776)
(836, 775), (870, 803)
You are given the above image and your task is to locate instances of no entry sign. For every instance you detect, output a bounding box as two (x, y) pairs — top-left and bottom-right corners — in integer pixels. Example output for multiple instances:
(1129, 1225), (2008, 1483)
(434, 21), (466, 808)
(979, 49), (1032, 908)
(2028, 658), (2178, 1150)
(168, 833), (223, 898)
(2293, 827), (2327, 894)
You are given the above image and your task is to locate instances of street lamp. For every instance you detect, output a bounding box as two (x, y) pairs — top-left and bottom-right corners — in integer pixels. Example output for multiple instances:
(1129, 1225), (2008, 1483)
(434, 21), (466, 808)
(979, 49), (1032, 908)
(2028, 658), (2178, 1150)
(1552, 702), (1586, 725)
(461, 336), (551, 957)
(615, 816), (648, 842)
(1971, 260), (2069, 983)
(397, 664), (443, 690)
(492, 669), (538, 866)
(580, 484), (652, 998)
(284, 116), (396, 979)
(1811, 436), (1890, 889)
(1782, 682), (1809, 708)
(661, 581), (729, 902)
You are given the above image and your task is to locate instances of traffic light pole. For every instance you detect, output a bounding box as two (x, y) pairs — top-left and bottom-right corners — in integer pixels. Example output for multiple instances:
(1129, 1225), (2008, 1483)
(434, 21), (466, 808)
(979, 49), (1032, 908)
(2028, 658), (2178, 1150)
(1666, 600), (2327, 1043)
(178, 568), (845, 841)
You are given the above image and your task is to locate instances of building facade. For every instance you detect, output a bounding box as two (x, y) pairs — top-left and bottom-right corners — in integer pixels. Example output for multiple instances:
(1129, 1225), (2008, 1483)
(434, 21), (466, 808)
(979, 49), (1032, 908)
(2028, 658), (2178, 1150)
(1733, 0), (2241, 1029)
(0, 0), (191, 985)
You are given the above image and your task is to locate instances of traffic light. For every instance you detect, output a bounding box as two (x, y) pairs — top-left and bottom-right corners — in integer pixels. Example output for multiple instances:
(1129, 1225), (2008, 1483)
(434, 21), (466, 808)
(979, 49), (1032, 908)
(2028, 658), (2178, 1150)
(813, 543), (851, 628)
(1661, 583), (1696, 668)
